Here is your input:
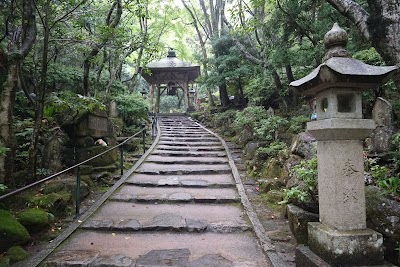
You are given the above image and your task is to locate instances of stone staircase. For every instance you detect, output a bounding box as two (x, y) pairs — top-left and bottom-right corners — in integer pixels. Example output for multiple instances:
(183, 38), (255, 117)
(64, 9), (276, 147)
(40, 116), (272, 267)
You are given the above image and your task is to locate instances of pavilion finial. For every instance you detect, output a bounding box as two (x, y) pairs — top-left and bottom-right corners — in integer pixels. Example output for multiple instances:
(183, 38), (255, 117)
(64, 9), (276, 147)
(167, 48), (176, 58)
(322, 23), (351, 61)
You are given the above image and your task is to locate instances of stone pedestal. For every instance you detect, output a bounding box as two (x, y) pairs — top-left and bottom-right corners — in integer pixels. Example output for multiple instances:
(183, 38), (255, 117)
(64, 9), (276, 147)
(308, 223), (384, 266)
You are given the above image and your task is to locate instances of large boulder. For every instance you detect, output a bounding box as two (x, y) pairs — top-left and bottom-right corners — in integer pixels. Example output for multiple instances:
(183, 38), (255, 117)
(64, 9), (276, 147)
(0, 210), (30, 251)
(366, 186), (400, 265)
(17, 208), (53, 233)
(43, 131), (68, 172)
(290, 132), (316, 160)
(26, 192), (72, 216)
(42, 178), (90, 200)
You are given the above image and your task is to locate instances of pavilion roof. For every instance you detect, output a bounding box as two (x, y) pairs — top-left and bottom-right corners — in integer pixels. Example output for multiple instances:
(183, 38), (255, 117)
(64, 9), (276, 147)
(141, 49), (200, 84)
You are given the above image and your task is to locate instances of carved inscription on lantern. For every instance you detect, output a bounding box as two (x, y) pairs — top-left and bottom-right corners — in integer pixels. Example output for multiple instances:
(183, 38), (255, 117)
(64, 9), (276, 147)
(342, 159), (358, 178)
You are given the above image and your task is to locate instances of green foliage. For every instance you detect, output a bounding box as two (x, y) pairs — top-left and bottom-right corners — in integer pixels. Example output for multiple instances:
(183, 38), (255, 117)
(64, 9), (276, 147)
(44, 91), (105, 124)
(377, 176), (400, 195)
(279, 187), (309, 204)
(0, 184), (7, 192)
(210, 109), (238, 136)
(287, 115), (309, 134)
(256, 141), (288, 159)
(281, 157), (318, 205)
(254, 116), (289, 141)
(115, 91), (148, 127)
(0, 146), (10, 157)
(390, 132), (400, 171)
(233, 106), (268, 133)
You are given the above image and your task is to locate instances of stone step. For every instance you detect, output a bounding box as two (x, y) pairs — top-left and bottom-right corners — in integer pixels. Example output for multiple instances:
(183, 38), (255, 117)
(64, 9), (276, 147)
(80, 202), (250, 233)
(159, 137), (220, 142)
(125, 173), (235, 187)
(161, 133), (214, 138)
(151, 150), (226, 157)
(145, 155), (228, 165)
(157, 141), (223, 147)
(110, 185), (239, 204)
(45, 232), (270, 266)
(136, 163), (232, 175)
(156, 145), (225, 151)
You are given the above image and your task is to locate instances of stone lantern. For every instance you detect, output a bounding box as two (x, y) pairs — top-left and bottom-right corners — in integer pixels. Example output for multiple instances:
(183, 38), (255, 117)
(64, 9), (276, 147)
(290, 23), (398, 266)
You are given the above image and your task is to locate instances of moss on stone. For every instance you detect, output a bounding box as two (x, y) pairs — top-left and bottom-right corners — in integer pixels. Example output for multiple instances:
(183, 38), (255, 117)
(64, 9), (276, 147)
(17, 208), (52, 233)
(0, 209), (30, 251)
(6, 246), (29, 263)
(0, 256), (10, 267)
(26, 192), (72, 215)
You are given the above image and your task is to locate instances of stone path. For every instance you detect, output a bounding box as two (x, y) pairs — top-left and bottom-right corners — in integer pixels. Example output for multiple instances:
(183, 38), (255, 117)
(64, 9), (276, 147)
(39, 116), (275, 267)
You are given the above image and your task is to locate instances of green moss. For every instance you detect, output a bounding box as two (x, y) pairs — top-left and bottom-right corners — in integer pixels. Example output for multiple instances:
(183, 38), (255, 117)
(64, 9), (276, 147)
(17, 208), (52, 233)
(26, 192), (72, 215)
(6, 246), (29, 263)
(0, 209), (30, 251)
(0, 256), (10, 267)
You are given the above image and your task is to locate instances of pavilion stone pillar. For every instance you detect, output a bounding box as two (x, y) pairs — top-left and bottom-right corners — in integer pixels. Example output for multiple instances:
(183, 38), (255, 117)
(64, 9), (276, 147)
(290, 23), (398, 267)
(156, 85), (161, 113)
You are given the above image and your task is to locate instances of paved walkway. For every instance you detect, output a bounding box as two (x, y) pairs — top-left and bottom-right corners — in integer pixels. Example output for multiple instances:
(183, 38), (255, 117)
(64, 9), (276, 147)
(39, 116), (276, 266)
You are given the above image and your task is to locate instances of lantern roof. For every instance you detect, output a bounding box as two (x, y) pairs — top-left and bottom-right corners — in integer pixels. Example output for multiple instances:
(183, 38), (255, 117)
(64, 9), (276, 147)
(290, 23), (398, 96)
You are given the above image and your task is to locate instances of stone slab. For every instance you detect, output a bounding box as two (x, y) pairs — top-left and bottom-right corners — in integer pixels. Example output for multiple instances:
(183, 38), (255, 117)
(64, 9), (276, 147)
(44, 231), (270, 266)
(136, 163), (232, 175)
(111, 185), (239, 203)
(151, 150), (226, 157)
(125, 174), (234, 187)
(86, 201), (247, 223)
(146, 155), (228, 164)
(156, 145), (225, 151)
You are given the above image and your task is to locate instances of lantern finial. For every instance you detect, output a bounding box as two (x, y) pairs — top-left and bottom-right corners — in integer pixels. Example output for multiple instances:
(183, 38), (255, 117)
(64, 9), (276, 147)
(323, 23), (351, 61)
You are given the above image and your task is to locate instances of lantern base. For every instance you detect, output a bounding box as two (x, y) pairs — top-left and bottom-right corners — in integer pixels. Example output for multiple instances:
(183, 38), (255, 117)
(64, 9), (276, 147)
(300, 222), (385, 266)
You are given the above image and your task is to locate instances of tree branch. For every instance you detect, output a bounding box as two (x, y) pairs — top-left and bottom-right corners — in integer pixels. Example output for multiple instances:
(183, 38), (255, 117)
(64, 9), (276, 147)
(221, 14), (262, 65)
(325, 0), (371, 41)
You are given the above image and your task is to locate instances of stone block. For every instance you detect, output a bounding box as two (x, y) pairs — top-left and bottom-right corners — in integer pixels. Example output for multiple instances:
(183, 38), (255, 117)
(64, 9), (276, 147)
(308, 222), (384, 266)
(307, 118), (375, 141)
(287, 204), (319, 244)
(296, 245), (332, 267)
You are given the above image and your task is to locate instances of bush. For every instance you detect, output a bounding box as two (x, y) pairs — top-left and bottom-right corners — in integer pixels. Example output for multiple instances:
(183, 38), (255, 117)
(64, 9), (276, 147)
(256, 141), (288, 159)
(210, 109), (237, 136)
(287, 115), (309, 134)
(115, 92), (149, 127)
(254, 116), (289, 141)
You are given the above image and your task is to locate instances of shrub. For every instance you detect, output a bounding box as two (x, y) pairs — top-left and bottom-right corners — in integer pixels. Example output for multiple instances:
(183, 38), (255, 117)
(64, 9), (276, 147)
(256, 141), (288, 159)
(254, 116), (289, 141)
(115, 92), (149, 127)
(287, 115), (309, 134)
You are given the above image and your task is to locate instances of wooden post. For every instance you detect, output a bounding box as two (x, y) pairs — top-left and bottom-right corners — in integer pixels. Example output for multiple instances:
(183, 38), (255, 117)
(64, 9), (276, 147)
(156, 85), (161, 113)
(149, 84), (154, 113)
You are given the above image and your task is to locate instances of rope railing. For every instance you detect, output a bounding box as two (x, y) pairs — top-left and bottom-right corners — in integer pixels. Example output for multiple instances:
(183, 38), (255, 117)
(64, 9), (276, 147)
(0, 123), (149, 217)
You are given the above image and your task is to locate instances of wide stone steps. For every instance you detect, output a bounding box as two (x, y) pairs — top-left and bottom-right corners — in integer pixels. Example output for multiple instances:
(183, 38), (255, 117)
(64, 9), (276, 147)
(110, 185), (239, 203)
(125, 173), (235, 188)
(41, 116), (271, 267)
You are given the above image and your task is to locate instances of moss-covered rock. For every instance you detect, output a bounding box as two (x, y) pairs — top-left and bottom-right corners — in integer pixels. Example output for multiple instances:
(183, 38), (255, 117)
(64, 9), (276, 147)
(0, 210), (30, 251)
(262, 158), (289, 183)
(0, 256), (10, 267)
(366, 186), (400, 265)
(26, 192), (72, 215)
(17, 208), (52, 233)
(6, 246), (29, 263)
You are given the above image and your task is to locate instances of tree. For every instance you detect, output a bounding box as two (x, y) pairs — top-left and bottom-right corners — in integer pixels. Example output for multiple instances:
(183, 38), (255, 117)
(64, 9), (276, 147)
(326, 0), (400, 88)
(82, 0), (122, 96)
(0, 0), (37, 184)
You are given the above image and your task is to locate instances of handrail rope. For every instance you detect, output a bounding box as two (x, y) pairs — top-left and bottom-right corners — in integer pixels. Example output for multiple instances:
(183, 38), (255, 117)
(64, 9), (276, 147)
(0, 128), (145, 201)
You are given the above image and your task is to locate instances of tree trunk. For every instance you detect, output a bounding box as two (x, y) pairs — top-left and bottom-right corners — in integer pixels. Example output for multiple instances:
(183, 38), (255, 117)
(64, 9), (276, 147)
(28, 1), (50, 178)
(0, 0), (37, 184)
(0, 64), (18, 184)
(219, 82), (230, 107)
